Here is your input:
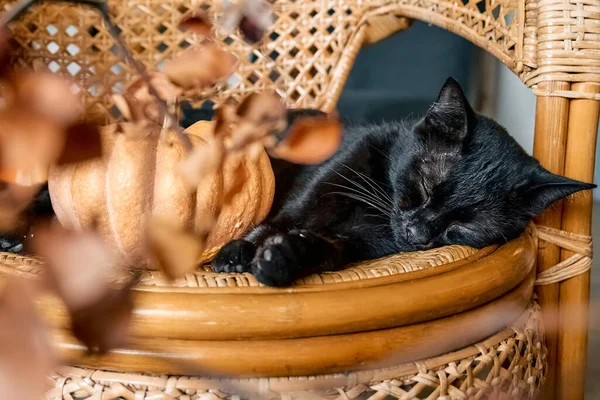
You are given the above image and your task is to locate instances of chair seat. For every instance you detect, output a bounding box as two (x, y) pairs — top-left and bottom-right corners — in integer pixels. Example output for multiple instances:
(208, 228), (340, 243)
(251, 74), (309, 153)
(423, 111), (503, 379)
(0, 227), (538, 378)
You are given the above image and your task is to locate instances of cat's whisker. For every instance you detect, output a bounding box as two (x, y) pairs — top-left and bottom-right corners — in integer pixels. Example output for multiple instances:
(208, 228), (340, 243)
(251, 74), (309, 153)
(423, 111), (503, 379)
(351, 169), (394, 204)
(364, 213), (389, 220)
(328, 169), (394, 211)
(326, 191), (393, 218)
(324, 183), (393, 214)
(323, 182), (391, 209)
(337, 163), (394, 205)
(369, 143), (393, 163)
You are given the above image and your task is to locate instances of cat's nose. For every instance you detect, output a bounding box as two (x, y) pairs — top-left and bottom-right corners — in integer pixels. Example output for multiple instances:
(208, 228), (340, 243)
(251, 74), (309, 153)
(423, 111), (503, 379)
(405, 225), (429, 245)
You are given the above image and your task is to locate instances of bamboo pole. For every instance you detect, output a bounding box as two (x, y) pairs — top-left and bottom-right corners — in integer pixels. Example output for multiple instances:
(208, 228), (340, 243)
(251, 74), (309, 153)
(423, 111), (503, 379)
(556, 82), (600, 400)
(532, 81), (570, 400)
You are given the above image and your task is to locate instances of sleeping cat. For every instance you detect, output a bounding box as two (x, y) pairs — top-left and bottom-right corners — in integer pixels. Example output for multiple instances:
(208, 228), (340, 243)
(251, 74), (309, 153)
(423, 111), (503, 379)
(0, 78), (593, 286)
(211, 78), (596, 286)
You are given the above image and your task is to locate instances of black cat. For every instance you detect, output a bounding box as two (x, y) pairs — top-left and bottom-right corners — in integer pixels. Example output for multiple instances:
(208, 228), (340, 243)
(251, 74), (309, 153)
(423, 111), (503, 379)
(211, 78), (595, 286)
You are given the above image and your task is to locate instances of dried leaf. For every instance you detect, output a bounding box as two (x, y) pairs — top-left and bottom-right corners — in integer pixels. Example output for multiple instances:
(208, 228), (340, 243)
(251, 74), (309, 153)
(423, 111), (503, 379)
(123, 73), (182, 124)
(226, 92), (287, 150)
(146, 217), (205, 280)
(146, 73), (183, 103)
(269, 115), (342, 164)
(214, 102), (238, 138)
(164, 44), (238, 90)
(57, 123), (103, 165)
(195, 213), (218, 236)
(12, 72), (82, 126)
(30, 223), (133, 353)
(112, 94), (132, 120)
(0, 278), (55, 400)
(179, 12), (214, 39)
(241, 0), (274, 43)
(29, 223), (117, 311)
(177, 137), (225, 187)
(223, 161), (248, 204)
(70, 279), (135, 354)
(236, 92), (286, 125)
(238, 16), (264, 44)
(218, 0), (273, 43)
(0, 182), (42, 233)
(0, 109), (66, 185)
(247, 141), (265, 161)
(0, 28), (10, 57)
(218, 0), (243, 35)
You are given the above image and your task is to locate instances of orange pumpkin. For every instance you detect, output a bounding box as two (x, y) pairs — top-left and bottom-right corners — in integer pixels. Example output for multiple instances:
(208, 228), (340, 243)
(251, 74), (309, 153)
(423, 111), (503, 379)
(48, 121), (275, 268)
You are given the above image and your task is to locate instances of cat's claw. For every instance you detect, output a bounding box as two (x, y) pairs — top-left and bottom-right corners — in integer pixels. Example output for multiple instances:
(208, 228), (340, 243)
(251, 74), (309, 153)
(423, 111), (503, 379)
(211, 239), (256, 274)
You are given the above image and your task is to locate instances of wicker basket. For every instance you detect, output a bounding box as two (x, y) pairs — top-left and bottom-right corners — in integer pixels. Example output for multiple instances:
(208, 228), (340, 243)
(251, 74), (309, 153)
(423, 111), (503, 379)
(0, 228), (546, 399)
(46, 303), (546, 399)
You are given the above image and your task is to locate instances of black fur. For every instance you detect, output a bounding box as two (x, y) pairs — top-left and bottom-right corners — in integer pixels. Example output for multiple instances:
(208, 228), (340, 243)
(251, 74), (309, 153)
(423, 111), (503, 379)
(212, 78), (596, 286)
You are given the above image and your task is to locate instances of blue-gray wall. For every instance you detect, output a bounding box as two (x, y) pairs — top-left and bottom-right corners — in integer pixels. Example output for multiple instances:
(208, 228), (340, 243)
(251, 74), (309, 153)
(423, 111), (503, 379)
(337, 22), (478, 122)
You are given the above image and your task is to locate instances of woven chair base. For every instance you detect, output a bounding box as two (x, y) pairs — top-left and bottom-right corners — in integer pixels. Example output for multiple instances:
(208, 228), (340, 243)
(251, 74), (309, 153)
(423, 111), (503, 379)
(0, 229), (542, 398)
(46, 302), (546, 400)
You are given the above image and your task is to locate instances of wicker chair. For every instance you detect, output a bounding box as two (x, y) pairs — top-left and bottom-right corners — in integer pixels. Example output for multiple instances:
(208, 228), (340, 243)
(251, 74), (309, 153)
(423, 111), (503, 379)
(0, 0), (597, 399)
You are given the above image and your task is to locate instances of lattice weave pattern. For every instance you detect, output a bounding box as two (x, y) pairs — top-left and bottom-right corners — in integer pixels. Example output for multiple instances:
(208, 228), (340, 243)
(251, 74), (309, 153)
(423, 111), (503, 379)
(3, 0), (598, 121)
(0, 244), (477, 287)
(46, 303), (546, 400)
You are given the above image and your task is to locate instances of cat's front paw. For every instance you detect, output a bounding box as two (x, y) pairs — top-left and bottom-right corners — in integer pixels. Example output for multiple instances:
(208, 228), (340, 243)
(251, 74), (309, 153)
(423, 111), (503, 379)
(211, 239), (256, 274)
(0, 235), (23, 253)
(253, 234), (301, 287)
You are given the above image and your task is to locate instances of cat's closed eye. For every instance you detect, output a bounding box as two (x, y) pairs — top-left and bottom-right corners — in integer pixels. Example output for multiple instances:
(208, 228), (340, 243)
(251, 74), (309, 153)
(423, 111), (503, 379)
(419, 175), (432, 199)
(442, 223), (471, 242)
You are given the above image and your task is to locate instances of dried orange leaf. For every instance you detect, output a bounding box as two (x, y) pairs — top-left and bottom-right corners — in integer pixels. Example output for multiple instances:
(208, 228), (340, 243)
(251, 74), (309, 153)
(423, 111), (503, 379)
(228, 121), (267, 150)
(164, 44), (238, 90)
(112, 94), (132, 120)
(269, 115), (342, 164)
(30, 223), (117, 311)
(13, 72), (82, 126)
(57, 123), (103, 165)
(0, 278), (55, 400)
(29, 223), (133, 354)
(0, 28), (10, 57)
(224, 161), (248, 204)
(147, 217), (205, 280)
(247, 141), (265, 161)
(179, 12), (214, 38)
(70, 279), (135, 354)
(240, 0), (274, 43)
(218, 0), (242, 35)
(214, 102), (237, 138)
(146, 73), (183, 103)
(123, 73), (182, 124)
(0, 109), (66, 185)
(177, 138), (225, 187)
(237, 92), (286, 125)
(219, 0), (273, 43)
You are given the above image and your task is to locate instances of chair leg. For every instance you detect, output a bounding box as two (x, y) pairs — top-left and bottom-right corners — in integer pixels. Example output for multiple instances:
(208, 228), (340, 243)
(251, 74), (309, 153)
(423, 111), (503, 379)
(556, 82), (600, 400)
(533, 81), (571, 400)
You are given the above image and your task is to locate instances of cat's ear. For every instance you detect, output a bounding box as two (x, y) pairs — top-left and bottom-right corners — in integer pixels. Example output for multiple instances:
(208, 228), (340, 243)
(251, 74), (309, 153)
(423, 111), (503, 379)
(524, 168), (596, 215)
(418, 77), (474, 143)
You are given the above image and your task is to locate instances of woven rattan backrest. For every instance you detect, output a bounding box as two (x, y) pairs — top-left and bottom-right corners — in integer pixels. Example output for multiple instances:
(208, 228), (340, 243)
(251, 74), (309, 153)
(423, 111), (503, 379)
(3, 1), (407, 119)
(2, 0), (598, 120)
